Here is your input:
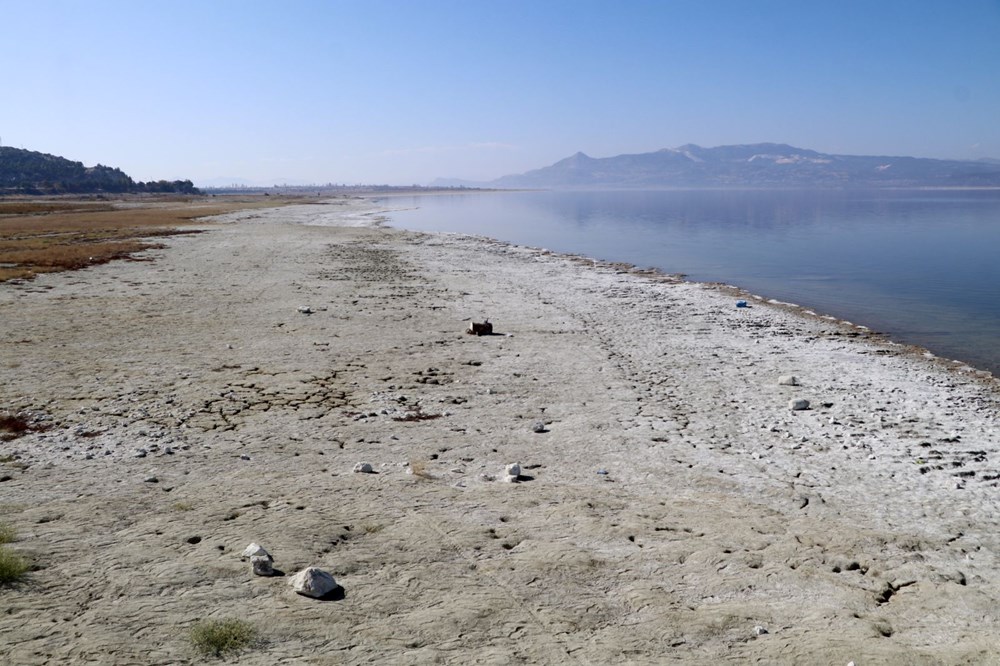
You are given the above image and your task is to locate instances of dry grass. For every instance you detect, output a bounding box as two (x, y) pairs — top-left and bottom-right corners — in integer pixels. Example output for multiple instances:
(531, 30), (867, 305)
(0, 546), (29, 586)
(0, 412), (49, 441)
(189, 618), (260, 658)
(407, 460), (435, 480)
(0, 195), (311, 282)
(0, 522), (15, 544)
(0, 201), (116, 216)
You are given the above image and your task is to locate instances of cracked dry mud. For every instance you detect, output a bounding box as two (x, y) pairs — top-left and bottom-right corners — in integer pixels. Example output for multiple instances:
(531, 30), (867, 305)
(2, 198), (1000, 664)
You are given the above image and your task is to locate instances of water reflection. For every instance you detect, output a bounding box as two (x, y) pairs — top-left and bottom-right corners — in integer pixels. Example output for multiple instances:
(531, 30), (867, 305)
(386, 189), (1000, 374)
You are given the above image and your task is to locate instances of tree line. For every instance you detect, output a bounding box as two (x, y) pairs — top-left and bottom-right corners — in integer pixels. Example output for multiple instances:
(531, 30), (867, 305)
(0, 146), (200, 195)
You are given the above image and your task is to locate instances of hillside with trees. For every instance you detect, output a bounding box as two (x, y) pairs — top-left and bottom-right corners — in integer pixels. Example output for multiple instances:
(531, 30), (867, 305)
(0, 146), (198, 195)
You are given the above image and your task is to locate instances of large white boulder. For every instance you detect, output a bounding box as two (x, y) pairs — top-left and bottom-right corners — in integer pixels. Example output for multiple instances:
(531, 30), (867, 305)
(241, 543), (271, 561)
(290, 567), (339, 598)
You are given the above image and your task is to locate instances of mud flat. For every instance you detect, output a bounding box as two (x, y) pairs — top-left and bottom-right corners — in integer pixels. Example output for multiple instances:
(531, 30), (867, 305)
(2, 198), (1000, 664)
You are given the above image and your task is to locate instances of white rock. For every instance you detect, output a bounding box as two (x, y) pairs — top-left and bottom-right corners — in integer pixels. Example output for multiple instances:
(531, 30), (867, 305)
(754, 625), (769, 636)
(503, 474), (519, 483)
(532, 421), (546, 433)
(353, 462), (374, 474)
(290, 567), (338, 598)
(251, 555), (274, 576)
(297, 306), (313, 314)
(505, 463), (521, 478)
(778, 375), (799, 386)
(789, 399), (810, 411)
(242, 543), (271, 561)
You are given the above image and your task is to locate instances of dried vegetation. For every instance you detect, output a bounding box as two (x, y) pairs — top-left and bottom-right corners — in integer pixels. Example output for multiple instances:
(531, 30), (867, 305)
(0, 195), (304, 282)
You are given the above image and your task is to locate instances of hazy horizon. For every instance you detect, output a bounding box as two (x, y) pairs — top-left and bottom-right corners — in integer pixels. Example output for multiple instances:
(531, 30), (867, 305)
(2, 1), (998, 186)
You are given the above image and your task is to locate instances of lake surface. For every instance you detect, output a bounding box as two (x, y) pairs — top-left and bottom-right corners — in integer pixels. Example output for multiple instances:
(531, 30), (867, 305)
(384, 189), (1000, 375)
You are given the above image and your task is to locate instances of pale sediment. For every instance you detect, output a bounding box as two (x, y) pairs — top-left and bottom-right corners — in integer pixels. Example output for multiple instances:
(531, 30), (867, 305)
(1, 198), (999, 664)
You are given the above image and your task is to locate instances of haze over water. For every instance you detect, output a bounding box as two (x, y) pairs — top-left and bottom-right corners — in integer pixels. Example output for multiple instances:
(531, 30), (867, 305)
(386, 189), (1000, 376)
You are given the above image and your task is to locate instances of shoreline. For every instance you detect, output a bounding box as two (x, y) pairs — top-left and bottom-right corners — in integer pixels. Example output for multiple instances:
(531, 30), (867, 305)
(377, 188), (1000, 376)
(384, 208), (997, 384)
(3, 198), (1000, 663)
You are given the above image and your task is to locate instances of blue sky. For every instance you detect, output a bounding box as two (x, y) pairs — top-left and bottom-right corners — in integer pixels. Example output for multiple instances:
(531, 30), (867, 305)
(2, 0), (999, 185)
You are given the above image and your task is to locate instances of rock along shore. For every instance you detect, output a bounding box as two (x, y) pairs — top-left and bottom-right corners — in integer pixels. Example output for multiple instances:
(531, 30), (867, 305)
(2, 197), (999, 664)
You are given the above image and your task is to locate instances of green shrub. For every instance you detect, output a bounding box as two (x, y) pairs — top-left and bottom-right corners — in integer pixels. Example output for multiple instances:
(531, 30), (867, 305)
(0, 522), (15, 544)
(0, 546), (29, 585)
(189, 618), (259, 658)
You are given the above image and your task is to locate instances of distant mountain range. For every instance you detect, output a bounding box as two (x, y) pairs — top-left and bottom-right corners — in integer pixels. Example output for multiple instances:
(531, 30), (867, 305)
(0, 147), (198, 195)
(435, 143), (1000, 189)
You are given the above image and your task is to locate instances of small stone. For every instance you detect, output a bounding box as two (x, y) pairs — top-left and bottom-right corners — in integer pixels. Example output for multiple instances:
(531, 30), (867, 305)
(505, 463), (521, 478)
(754, 625), (768, 636)
(290, 567), (339, 598)
(134, 449), (148, 458)
(778, 375), (799, 386)
(532, 421), (547, 433)
(251, 555), (274, 576)
(502, 474), (519, 483)
(143, 475), (158, 483)
(240, 454), (251, 461)
(241, 543), (272, 561)
(789, 399), (810, 411)
(353, 462), (374, 474)
(297, 306), (313, 314)
(596, 469), (609, 475)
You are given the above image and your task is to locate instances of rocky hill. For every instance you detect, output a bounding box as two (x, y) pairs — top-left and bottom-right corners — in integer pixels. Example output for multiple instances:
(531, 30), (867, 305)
(0, 146), (198, 195)
(483, 143), (1000, 189)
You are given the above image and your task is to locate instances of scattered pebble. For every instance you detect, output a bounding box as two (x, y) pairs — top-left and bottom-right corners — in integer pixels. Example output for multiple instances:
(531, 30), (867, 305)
(532, 421), (547, 433)
(297, 306), (313, 314)
(353, 462), (374, 474)
(240, 454), (251, 461)
(778, 375), (799, 386)
(753, 625), (768, 636)
(505, 463), (521, 478)
(251, 555), (274, 576)
(789, 399), (810, 411)
(143, 474), (158, 483)
(597, 469), (609, 475)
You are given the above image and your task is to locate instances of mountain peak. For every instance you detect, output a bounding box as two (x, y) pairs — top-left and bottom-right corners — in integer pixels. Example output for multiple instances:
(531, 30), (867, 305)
(491, 143), (1000, 189)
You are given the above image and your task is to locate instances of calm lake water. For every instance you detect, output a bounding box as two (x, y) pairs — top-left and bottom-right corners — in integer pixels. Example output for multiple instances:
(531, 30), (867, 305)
(384, 189), (1000, 375)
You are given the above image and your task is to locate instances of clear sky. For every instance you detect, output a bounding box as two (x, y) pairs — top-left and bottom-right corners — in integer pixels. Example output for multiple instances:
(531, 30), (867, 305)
(2, 0), (999, 186)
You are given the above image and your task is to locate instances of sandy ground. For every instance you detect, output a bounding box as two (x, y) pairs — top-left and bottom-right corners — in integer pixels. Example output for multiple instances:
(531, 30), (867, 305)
(3, 197), (1000, 664)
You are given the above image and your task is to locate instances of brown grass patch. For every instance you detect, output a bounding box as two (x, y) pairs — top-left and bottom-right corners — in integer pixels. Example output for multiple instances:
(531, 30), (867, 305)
(0, 195), (312, 282)
(0, 412), (49, 440)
